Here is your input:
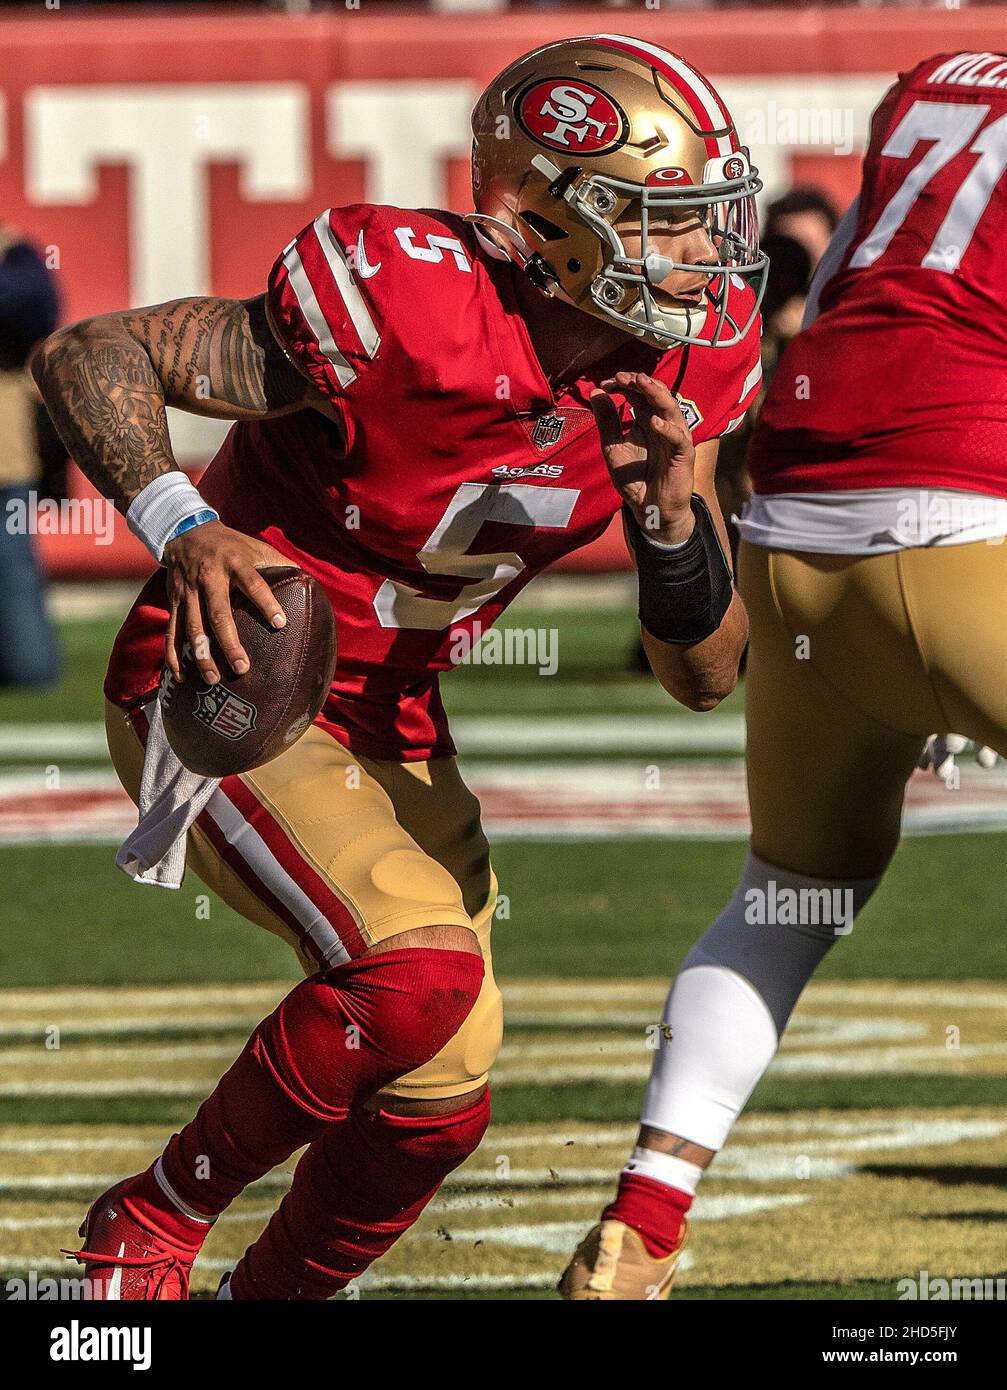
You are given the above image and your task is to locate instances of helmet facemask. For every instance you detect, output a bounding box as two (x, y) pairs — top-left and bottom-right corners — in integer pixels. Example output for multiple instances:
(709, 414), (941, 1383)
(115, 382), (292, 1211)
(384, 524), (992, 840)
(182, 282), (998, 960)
(524, 150), (768, 350)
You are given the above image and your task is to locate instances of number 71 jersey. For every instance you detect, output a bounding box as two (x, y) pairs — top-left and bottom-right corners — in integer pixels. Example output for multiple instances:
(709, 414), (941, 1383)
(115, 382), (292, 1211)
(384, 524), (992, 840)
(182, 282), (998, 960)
(751, 51), (1007, 498)
(105, 203), (760, 760)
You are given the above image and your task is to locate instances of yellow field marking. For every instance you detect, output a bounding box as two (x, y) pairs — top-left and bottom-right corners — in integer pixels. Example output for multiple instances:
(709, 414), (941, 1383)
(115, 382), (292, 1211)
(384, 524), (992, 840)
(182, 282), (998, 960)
(3, 975), (1006, 1093)
(3, 978), (1005, 1038)
(1, 1107), (1004, 1295)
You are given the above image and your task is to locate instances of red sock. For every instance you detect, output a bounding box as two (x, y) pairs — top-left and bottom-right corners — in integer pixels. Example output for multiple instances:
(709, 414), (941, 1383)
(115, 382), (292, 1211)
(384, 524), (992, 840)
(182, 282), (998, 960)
(604, 1172), (692, 1258)
(229, 1088), (491, 1299)
(122, 949), (483, 1242)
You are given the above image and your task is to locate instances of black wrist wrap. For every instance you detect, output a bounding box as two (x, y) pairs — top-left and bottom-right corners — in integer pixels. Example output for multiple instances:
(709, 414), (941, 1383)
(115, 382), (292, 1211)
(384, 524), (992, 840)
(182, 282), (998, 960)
(624, 494), (734, 645)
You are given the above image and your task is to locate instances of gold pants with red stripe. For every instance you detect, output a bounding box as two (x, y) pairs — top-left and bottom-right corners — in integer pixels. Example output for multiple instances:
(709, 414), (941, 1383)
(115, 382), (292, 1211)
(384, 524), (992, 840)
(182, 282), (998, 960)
(740, 537), (1007, 879)
(106, 700), (503, 1102)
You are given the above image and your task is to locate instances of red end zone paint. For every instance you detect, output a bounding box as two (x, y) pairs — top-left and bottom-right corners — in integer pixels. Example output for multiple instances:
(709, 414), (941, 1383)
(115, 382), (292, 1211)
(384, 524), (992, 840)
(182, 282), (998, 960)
(6, 764), (1007, 845)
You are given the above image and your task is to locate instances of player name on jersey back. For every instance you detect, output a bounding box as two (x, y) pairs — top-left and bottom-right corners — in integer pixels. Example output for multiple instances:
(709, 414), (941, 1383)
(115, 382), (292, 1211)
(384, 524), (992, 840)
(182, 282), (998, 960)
(928, 52), (1007, 89)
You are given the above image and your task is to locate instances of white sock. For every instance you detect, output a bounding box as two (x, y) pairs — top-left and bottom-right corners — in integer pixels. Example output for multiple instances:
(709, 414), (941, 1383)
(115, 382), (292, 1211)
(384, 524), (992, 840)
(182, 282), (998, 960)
(624, 1145), (704, 1197)
(642, 962), (778, 1152)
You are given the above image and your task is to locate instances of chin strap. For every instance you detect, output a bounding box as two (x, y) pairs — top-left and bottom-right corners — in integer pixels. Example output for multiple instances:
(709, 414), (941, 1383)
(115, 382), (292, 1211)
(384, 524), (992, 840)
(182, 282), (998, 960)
(464, 212), (532, 263)
(465, 213), (561, 293)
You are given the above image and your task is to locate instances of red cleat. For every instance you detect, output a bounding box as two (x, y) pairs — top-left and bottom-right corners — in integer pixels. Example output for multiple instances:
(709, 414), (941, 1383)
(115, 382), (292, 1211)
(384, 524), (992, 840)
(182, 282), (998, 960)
(63, 1180), (198, 1300)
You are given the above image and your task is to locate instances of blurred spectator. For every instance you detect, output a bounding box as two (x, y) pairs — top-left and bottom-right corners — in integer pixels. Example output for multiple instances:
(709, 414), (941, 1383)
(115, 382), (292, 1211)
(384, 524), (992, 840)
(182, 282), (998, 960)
(0, 226), (61, 688)
(759, 231), (812, 361)
(764, 185), (839, 270)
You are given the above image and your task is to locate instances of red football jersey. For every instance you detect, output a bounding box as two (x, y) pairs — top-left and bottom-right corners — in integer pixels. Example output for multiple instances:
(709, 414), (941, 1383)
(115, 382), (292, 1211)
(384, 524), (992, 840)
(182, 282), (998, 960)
(106, 204), (760, 759)
(751, 51), (1007, 497)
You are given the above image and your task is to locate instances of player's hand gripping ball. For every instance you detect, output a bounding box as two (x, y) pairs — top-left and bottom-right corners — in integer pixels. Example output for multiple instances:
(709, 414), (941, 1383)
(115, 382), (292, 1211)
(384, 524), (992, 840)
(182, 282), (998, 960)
(160, 567), (337, 777)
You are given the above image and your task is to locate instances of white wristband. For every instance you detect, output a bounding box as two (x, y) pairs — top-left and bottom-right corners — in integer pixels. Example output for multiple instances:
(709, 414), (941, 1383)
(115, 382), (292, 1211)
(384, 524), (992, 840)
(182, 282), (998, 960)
(125, 472), (219, 563)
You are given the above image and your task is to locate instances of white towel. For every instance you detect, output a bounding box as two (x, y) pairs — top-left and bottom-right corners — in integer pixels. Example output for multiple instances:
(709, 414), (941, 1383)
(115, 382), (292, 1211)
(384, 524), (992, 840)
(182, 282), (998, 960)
(116, 697), (221, 889)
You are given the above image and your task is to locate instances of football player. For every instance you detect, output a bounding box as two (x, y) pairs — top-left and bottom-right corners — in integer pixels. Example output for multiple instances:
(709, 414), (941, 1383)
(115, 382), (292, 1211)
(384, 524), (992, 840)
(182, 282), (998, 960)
(562, 49), (1007, 1299)
(32, 34), (765, 1299)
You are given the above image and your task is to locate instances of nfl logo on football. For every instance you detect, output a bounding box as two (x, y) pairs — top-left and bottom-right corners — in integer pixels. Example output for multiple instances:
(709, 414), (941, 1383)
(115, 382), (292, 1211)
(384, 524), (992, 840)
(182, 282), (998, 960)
(195, 685), (257, 741)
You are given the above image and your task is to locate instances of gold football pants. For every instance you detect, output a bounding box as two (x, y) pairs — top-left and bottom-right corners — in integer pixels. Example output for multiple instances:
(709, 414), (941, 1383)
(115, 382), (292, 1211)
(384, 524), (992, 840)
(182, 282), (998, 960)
(739, 537), (1007, 879)
(106, 701), (503, 1102)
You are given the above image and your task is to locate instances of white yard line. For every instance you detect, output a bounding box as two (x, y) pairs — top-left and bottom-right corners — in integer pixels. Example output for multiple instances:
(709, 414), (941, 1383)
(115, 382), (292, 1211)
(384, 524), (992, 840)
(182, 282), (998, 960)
(0, 1172), (292, 1192)
(5, 978), (1000, 1013)
(2, 1041), (241, 1067)
(0, 1081), (221, 1097)
(0, 716), (745, 760)
(442, 1194), (809, 1251)
(0, 1207), (279, 1232)
(0, 983), (288, 1011)
(507, 573), (637, 611)
(0, 725), (109, 759)
(456, 718), (744, 752)
(12, 1034), (1004, 1095)
(0, 1258), (559, 1289)
(49, 584), (137, 623)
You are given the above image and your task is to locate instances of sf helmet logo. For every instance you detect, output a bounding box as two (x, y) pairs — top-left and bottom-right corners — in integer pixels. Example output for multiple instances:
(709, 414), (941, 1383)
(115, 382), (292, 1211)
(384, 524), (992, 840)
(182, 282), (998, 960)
(517, 78), (626, 154)
(724, 154), (747, 180)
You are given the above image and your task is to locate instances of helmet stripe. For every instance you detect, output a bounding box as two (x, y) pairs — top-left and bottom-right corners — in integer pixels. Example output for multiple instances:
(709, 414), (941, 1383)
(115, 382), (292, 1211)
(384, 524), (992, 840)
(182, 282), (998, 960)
(592, 33), (736, 157)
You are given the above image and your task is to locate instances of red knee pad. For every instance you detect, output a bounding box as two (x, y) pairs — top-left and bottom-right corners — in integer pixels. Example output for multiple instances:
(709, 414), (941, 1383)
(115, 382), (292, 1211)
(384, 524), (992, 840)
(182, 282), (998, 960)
(257, 947), (484, 1121)
(367, 1086), (491, 1173)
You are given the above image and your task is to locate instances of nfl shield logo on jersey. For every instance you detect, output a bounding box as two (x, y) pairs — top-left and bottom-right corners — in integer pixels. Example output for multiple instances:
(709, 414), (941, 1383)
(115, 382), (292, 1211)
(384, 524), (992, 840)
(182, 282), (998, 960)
(195, 685), (257, 741)
(532, 413), (566, 449)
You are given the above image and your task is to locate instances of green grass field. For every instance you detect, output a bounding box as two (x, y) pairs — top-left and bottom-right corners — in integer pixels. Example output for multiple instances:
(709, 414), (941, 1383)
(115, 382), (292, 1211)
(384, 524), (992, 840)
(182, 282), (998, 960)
(1, 586), (1005, 1299)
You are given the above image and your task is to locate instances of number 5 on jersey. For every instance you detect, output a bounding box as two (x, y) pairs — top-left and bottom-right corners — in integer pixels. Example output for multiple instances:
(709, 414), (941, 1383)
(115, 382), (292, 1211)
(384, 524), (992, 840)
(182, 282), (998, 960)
(374, 482), (579, 630)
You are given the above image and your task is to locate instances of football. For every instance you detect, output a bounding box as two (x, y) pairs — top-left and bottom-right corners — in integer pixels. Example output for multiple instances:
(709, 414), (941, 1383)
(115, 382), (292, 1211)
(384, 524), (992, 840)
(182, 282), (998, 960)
(159, 566), (337, 778)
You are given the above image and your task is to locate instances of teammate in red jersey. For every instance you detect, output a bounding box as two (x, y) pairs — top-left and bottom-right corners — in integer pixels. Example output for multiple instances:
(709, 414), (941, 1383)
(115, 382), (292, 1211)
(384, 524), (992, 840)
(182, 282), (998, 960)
(33, 34), (765, 1299)
(563, 50), (1007, 1299)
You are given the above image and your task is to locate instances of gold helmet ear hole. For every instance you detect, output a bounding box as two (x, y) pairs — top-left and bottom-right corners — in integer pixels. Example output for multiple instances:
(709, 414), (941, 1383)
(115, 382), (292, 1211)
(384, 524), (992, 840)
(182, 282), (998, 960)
(520, 210), (568, 242)
(567, 258), (582, 273)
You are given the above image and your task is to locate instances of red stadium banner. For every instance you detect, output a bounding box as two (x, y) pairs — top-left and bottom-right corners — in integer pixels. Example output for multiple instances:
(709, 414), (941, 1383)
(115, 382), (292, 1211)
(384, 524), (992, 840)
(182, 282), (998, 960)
(5, 5), (1007, 575)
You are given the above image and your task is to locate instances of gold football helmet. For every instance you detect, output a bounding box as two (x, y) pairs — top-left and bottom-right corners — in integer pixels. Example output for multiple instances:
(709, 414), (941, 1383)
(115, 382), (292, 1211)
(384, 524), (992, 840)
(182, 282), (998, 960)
(469, 34), (767, 349)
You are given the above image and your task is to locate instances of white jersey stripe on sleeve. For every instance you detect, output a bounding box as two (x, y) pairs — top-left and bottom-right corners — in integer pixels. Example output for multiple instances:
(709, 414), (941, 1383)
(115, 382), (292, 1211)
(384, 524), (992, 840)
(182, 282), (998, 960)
(282, 242), (357, 389)
(739, 359), (763, 402)
(313, 210), (381, 360)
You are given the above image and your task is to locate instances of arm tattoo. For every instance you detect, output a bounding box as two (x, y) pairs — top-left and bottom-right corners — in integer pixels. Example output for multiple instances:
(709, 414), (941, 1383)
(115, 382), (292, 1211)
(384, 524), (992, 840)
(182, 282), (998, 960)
(32, 294), (309, 510)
